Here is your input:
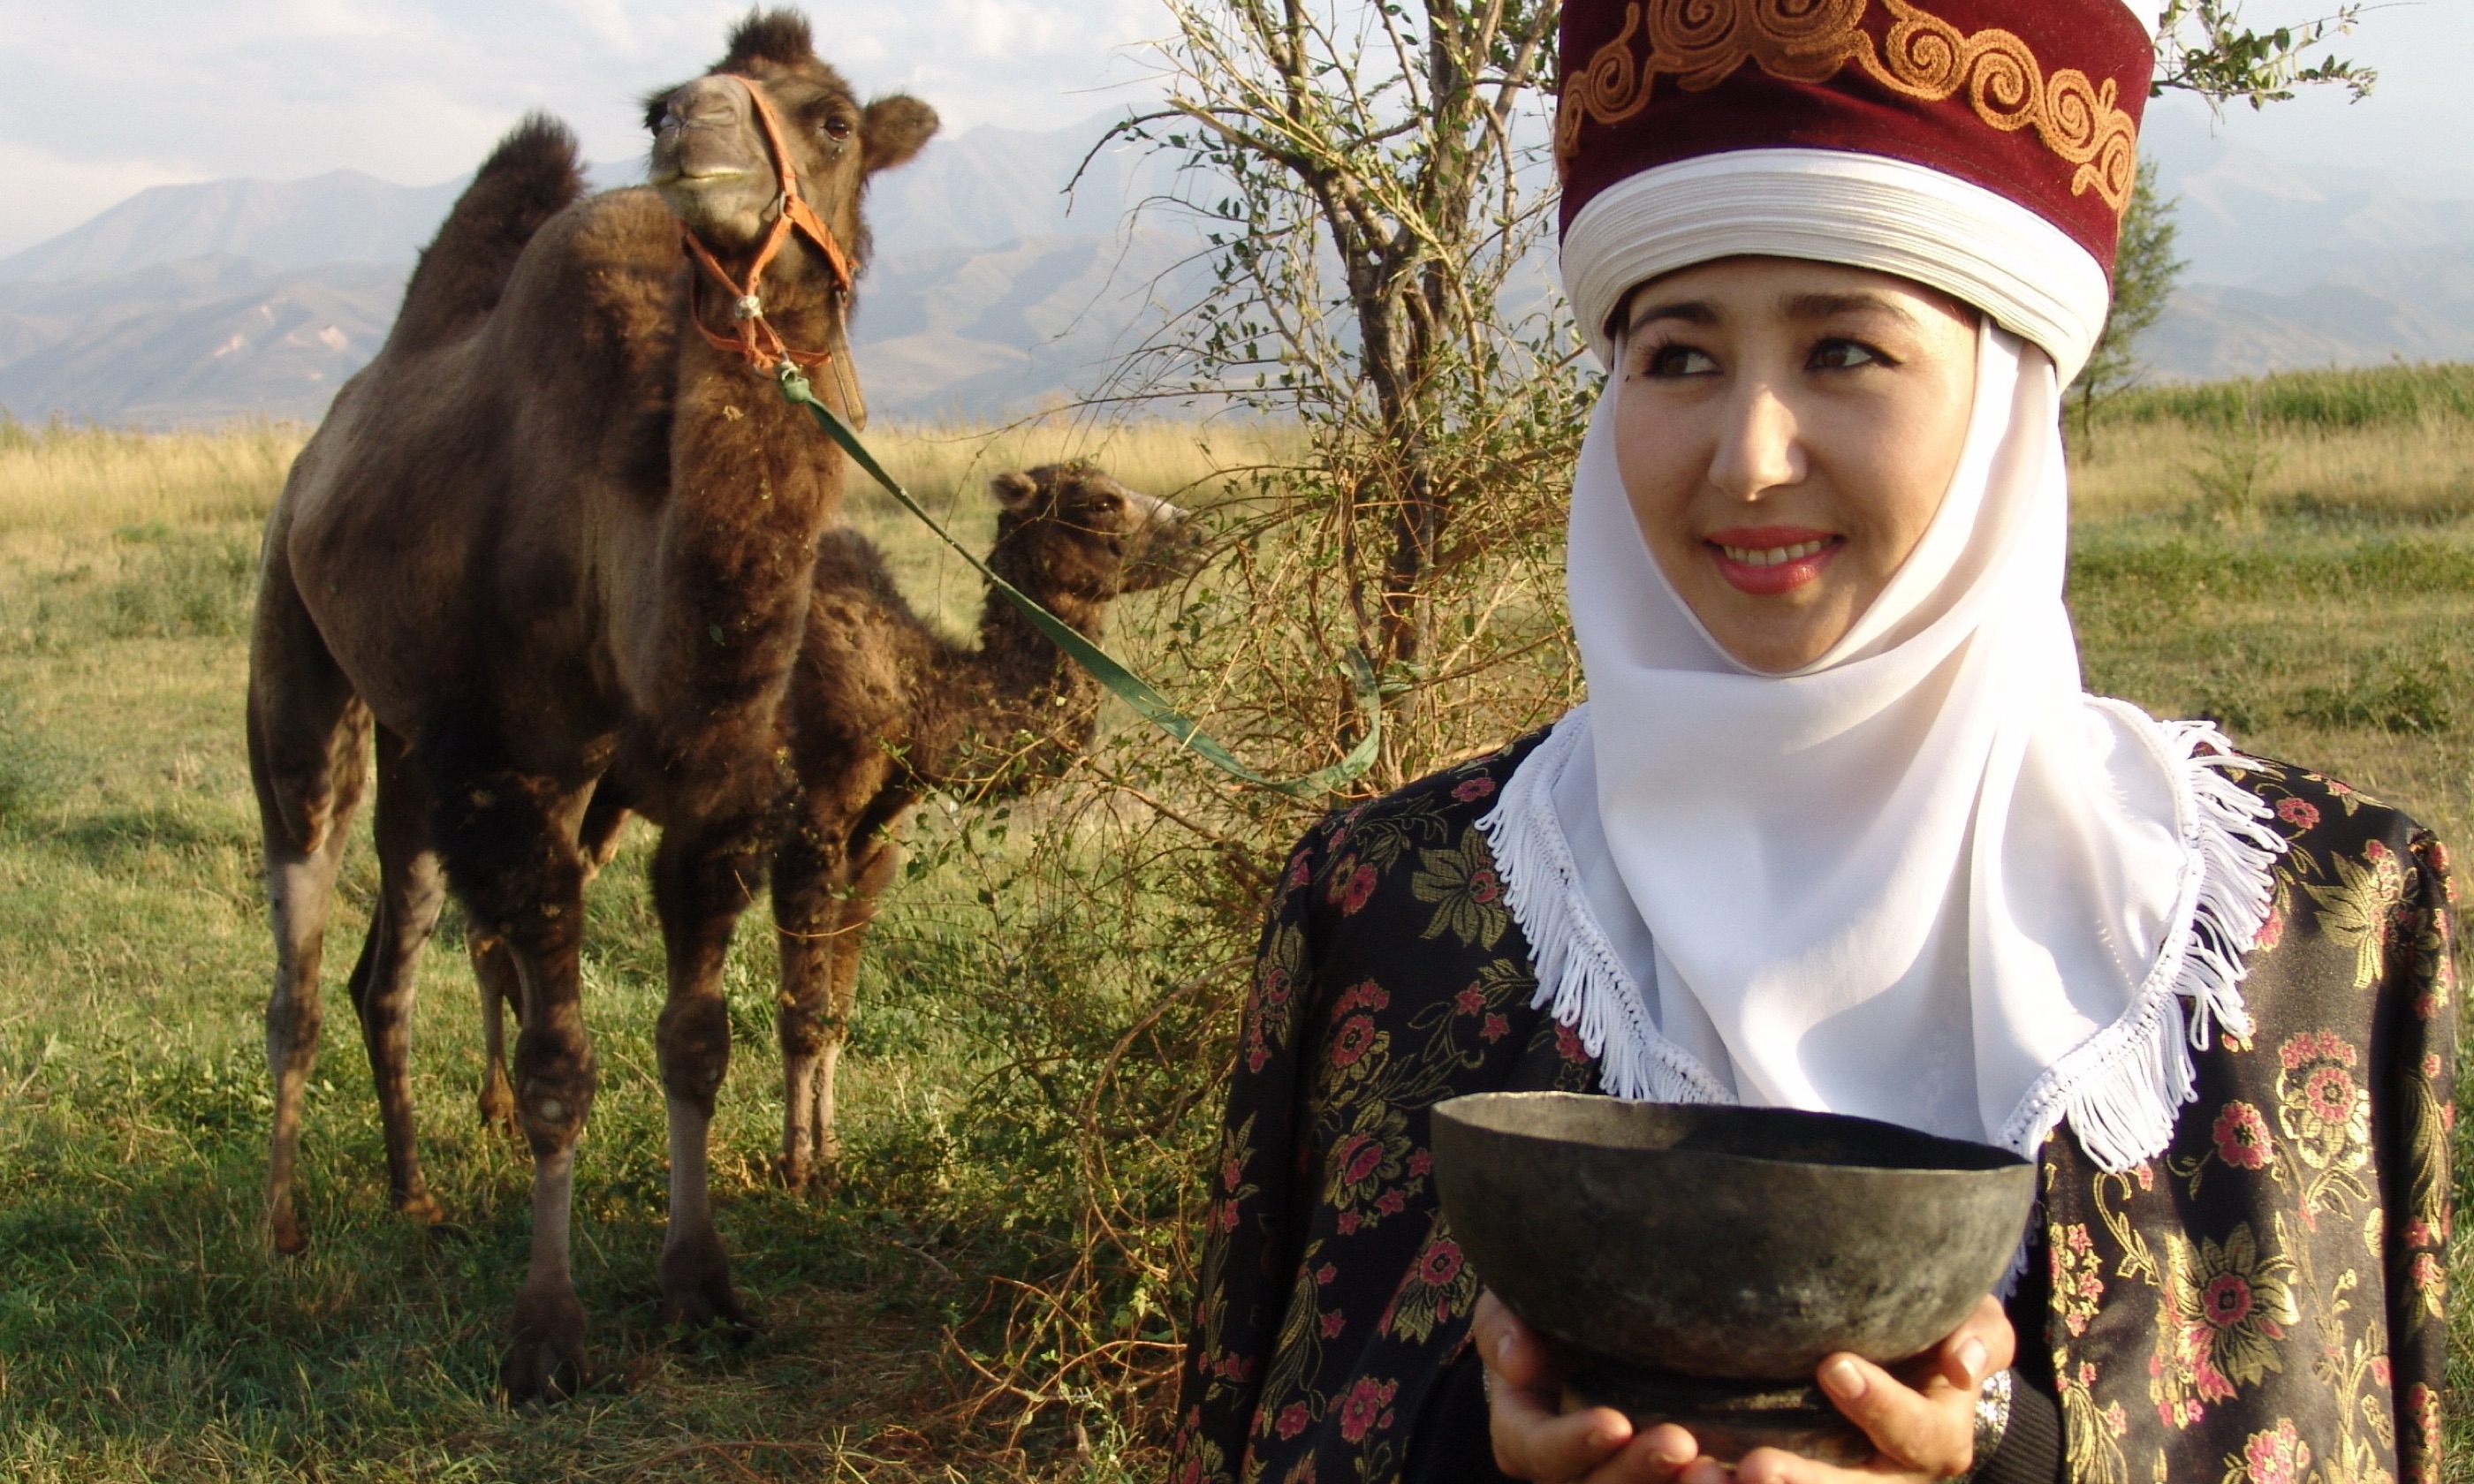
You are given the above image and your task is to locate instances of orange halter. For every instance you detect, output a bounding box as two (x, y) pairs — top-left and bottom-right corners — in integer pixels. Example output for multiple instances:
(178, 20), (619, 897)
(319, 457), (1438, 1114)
(678, 74), (856, 375)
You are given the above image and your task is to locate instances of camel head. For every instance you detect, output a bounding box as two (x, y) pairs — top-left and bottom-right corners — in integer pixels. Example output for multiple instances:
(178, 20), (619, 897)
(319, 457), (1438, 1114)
(988, 463), (1210, 603)
(645, 9), (938, 283)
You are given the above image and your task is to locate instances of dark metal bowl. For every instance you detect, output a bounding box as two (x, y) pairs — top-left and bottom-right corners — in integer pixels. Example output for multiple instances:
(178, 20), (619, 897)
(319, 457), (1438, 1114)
(1431, 1093), (2034, 1382)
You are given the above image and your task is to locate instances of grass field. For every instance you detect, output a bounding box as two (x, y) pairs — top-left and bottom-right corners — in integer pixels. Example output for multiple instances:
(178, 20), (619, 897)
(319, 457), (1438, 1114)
(0, 375), (2465, 1482)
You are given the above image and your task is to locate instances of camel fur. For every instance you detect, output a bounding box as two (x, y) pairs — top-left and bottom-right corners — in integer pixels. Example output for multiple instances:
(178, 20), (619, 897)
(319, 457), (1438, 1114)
(472, 462), (1205, 1187)
(246, 10), (935, 1402)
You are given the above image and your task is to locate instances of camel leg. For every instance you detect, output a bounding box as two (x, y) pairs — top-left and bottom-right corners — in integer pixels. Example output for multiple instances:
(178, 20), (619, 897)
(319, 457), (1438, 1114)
(424, 749), (598, 1403)
(649, 815), (766, 1334)
(470, 928), (520, 1134)
(248, 549), (372, 1256)
(497, 866), (596, 1401)
(345, 726), (450, 1223)
(472, 778), (620, 1138)
(778, 823), (901, 1191)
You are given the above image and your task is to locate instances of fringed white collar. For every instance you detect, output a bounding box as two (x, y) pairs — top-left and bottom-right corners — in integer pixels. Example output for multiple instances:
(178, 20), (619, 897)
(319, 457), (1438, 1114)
(1477, 702), (2286, 1170)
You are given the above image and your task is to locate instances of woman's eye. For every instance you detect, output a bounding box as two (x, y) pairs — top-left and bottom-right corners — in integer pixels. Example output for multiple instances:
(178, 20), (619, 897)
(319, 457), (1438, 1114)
(1810, 338), (1885, 371)
(1643, 344), (1719, 378)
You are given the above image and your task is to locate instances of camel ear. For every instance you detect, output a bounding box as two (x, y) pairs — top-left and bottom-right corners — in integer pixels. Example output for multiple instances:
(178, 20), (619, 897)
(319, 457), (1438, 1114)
(990, 472), (1039, 511)
(861, 95), (939, 175)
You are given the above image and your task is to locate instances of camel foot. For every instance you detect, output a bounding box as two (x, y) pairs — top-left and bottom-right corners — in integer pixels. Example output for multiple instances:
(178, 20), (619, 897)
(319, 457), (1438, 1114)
(478, 1086), (520, 1137)
(397, 1192), (447, 1225)
(777, 1136), (841, 1195)
(500, 1287), (594, 1404)
(270, 1205), (308, 1256)
(657, 1235), (756, 1338)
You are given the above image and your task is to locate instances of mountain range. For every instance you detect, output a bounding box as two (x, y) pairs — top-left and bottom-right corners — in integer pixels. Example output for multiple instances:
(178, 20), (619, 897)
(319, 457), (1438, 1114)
(0, 106), (2466, 427)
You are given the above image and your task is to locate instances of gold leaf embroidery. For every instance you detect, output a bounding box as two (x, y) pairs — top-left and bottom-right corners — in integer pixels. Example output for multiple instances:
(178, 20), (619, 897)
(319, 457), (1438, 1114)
(1555, 0), (2138, 215)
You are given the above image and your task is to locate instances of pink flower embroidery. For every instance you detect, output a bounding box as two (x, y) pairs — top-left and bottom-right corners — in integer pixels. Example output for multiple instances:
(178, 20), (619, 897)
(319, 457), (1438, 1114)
(2203, 1273), (2255, 1329)
(2303, 1065), (2356, 1124)
(1334, 980), (1391, 1015)
(1275, 1402), (1309, 1440)
(1338, 1377), (1400, 1443)
(1453, 984), (1485, 1016)
(1480, 1013), (1508, 1042)
(1417, 1238), (1464, 1288)
(2279, 1030), (2353, 1071)
(2240, 1420), (2311, 1484)
(2212, 1102), (2272, 1170)
(1329, 1015), (1378, 1068)
(1553, 1021), (1589, 1064)
(2275, 797), (2319, 830)
(1453, 776), (1496, 802)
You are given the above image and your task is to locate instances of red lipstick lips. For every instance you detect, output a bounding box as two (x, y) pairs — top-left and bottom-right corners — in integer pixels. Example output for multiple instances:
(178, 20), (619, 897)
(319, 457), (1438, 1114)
(1705, 526), (1840, 595)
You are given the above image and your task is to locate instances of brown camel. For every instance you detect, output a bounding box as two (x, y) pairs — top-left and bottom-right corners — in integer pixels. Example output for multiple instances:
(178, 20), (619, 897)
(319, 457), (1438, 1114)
(770, 462), (1207, 1185)
(246, 11), (935, 1400)
(470, 462), (1207, 1188)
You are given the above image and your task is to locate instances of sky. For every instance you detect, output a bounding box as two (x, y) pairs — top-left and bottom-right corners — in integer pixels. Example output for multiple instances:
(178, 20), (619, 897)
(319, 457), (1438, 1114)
(0, 0), (2466, 257)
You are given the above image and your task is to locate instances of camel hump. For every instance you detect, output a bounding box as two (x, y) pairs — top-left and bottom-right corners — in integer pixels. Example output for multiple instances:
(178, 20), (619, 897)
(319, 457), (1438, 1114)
(390, 114), (587, 355)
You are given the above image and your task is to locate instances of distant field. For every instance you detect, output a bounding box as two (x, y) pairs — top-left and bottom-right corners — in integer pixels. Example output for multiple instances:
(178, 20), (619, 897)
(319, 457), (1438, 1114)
(0, 373), (2463, 1481)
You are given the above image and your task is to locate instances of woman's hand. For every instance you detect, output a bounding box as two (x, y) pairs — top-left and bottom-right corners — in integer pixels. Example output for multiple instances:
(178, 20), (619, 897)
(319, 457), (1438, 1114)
(1473, 1290), (2014, 1484)
(1734, 1295), (2015, 1484)
(1474, 1290), (1701, 1483)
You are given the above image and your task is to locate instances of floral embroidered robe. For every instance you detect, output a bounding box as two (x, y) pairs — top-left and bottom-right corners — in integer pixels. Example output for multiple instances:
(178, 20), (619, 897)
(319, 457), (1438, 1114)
(1172, 731), (2456, 1484)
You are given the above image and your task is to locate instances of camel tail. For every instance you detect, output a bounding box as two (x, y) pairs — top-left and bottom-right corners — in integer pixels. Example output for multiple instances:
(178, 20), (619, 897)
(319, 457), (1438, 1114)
(388, 114), (586, 355)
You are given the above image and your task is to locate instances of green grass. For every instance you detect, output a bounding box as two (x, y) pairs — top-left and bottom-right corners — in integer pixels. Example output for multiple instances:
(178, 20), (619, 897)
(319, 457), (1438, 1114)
(0, 381), (2463, 1480)
(2098, 362), (2474, 430)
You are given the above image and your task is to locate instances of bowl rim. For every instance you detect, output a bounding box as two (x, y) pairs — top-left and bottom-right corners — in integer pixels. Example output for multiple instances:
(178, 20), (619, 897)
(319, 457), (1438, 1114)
(1433, 1091), (2032, 1177)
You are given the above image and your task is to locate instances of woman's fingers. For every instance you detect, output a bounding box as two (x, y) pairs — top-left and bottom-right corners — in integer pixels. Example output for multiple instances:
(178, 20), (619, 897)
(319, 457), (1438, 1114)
(1931, 1296), (2015, 1390)
(1475, 1290), (1703, 1483)
(1473, 1290), (1554, 1391)
(1811, 1354), (1976, 1478)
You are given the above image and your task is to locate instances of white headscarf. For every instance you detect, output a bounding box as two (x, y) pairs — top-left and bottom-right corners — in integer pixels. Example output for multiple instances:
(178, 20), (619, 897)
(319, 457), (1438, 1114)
(1477, 319), (2286, 1170)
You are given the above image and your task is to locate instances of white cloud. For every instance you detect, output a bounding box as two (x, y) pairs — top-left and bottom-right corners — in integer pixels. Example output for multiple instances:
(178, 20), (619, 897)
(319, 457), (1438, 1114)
(0, 0), (1166, 244)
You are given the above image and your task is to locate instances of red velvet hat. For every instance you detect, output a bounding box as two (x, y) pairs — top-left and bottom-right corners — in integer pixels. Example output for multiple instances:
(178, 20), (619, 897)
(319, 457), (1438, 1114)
(1554, 0), (2156, 381)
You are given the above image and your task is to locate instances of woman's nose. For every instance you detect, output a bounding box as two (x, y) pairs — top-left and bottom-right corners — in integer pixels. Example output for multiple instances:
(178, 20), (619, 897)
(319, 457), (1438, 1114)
(1707, 382), (1805, 499)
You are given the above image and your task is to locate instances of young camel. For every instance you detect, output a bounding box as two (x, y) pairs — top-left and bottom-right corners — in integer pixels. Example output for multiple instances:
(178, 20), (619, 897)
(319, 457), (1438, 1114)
(246, 12), (935, 1400)
(472, 463), (1208, 1189)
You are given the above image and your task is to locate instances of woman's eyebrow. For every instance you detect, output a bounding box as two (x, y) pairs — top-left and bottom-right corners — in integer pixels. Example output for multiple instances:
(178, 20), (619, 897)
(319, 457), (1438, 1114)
(1781, 291), (1918, 328)
(1625, 298), (1719, 333)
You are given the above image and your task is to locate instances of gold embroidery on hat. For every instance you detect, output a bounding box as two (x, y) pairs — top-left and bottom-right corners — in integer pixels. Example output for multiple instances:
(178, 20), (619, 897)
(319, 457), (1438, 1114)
(1555, 0), (2138, 215)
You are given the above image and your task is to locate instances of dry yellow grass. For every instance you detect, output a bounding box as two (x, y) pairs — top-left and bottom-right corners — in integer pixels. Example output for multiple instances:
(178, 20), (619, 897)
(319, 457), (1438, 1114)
(0, 419), (307, 532)
(2071, 413), (2474, 522)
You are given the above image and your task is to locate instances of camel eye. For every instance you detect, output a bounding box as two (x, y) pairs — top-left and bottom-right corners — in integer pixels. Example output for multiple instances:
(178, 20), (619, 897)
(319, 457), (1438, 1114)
(823, 117), (853, 141)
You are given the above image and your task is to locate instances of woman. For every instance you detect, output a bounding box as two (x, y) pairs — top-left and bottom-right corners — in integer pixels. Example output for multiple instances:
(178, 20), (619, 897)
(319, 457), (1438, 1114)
(1171, 2), (2455, 1483)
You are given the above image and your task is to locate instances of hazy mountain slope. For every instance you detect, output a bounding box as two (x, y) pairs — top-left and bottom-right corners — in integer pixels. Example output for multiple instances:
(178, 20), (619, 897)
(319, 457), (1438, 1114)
(2142, 108), (2474, 291)
(0, 262), (404, 425)
(0, 172), (462, 283)
(4, 107), (2471, 421)
(2144, 244), (2474, 378)
(851, 225), (1206, 417)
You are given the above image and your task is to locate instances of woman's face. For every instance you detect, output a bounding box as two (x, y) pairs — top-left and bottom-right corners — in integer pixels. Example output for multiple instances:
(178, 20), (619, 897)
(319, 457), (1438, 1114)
(1613, 257), (1980, 673)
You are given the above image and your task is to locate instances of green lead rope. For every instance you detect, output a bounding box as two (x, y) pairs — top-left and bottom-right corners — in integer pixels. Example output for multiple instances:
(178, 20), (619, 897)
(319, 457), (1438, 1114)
(777, 364), (1384, 799)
